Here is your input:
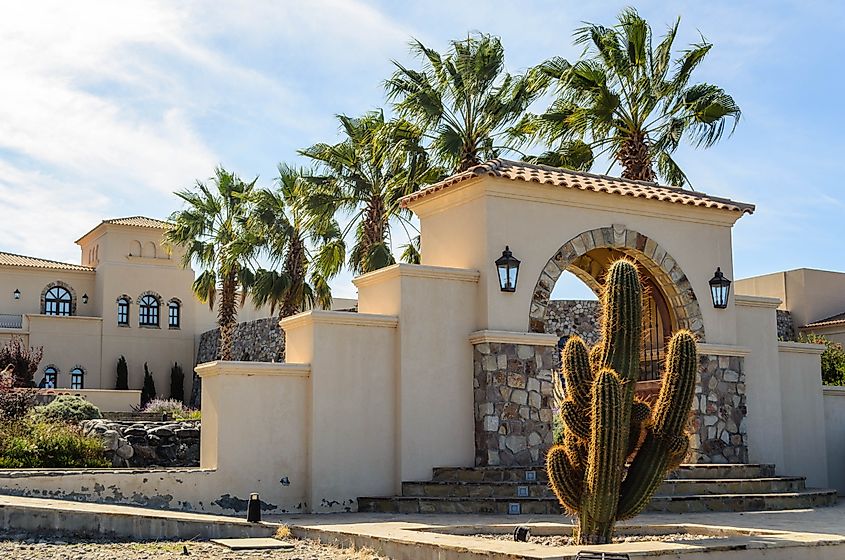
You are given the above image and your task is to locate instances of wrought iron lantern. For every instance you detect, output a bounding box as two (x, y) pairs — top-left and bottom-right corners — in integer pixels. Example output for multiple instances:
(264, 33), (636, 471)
(82, 293), (89, 305)
(495, 246), (520, 292)
(13, 289), (20, 300)
(709, 267), (731, 309)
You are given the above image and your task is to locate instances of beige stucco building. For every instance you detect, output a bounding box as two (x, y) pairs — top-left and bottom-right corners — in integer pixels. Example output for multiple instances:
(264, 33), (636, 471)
(0, 217), (197, 403)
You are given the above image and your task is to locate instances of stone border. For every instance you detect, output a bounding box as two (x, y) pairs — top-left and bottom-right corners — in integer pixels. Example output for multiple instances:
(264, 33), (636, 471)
(529, 224), (705, 341)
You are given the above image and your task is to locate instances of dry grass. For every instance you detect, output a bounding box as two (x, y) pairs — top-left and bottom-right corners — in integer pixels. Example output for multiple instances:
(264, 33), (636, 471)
(274, 525), (292, 540)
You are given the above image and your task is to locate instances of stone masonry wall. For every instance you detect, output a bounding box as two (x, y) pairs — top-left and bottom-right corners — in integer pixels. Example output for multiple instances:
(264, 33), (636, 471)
(473, 342), (557, 466)
(196, 317), (285, 364)
(777, 310), (796, 341)
(81, 419), (201, 468)
(691, 354), (747, 463)
(544, 299), (600, 346)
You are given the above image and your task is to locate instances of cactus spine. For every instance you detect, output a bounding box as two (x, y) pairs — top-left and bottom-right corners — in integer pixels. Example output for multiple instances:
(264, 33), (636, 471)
(546, 259), (698, 544)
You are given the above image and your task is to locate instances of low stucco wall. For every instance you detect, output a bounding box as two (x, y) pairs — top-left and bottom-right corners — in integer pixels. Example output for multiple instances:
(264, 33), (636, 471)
(44, 389), (141, 412)
(778, 342), (828, 487)
(824, 386), (845, 494)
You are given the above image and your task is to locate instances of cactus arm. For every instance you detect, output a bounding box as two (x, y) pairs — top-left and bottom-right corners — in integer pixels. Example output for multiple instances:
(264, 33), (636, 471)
(562, 401), (591, 440)
(595, 260), (642, 386)
(579, 368), (625, 544)
(546, 445), (582, 515)
(617, 331), (698, 520)
(562, 336), (593, 407)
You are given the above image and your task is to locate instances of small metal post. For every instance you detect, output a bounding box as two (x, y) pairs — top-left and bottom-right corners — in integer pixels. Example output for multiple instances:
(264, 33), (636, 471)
(247, 492), (261, 523)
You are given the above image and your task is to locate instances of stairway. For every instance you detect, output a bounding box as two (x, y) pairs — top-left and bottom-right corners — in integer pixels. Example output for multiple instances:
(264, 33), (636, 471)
(358, 464), (837, 515)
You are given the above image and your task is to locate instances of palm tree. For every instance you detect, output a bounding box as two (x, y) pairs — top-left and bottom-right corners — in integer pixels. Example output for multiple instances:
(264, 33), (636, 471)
(300, 110), (441, 275)
(523, 8), (741, 186)
(250, 163), (340, 319)
(386, 32), (546, 173)
(166, 167), (259, 361)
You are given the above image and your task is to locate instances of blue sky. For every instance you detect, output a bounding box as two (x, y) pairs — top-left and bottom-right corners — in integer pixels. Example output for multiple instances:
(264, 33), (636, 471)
(1, 1), (843, 300)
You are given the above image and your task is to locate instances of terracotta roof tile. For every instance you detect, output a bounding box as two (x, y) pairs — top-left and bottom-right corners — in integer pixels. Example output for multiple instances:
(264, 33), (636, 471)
(0, 252), (93, 272)
(102, 216), (171, 229)
(804, 312), (845, 329)
(399, 159), (755, 214)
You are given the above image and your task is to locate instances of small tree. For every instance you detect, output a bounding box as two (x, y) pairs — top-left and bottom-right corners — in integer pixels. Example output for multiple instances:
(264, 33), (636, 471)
(0, 337), (43, 388)
(799, 333), (845, 385)
(170, 362), (185, 403)
(115, 356), (129, 390)
(141, 362), (157, 407)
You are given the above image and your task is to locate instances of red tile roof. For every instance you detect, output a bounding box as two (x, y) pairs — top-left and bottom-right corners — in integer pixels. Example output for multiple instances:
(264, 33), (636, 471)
(0, 251), (93, 272)
(400, 159), (755, 214)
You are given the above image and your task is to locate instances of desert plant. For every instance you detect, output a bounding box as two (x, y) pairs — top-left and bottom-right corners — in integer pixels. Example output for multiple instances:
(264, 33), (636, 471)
(116, 355), (129, 390)
(31, 394), (102, 423)
(0, 337), (43, 388)
(546, 259), (697, 544)
(0, 418), (107, 468)
(170, 362), (185, 402)
(142, 398), (201, 421)
(141, 363), (157, 407)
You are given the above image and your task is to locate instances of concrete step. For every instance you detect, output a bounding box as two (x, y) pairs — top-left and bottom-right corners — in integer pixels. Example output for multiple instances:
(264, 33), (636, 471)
(431, 463), (777, 483)
(401, 476), (806, 499)
(358, 489), (837, 515)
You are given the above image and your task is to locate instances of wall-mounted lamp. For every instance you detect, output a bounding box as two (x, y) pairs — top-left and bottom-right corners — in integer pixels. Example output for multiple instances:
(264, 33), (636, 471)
(709, 267), (731, 309)
(495, 246), (520, 293)
(82, 293), (89, 305)
(13, 289), (20, 300)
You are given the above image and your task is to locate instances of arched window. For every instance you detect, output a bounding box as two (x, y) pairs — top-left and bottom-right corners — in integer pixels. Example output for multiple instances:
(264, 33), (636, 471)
(138, 294), (160, 327)
(168, 300), (181, 329)
(70, 367), (84, 390)
(43, 366), (58, 388)
(117, 297), (130, 326)
(44, 286), (72, 316)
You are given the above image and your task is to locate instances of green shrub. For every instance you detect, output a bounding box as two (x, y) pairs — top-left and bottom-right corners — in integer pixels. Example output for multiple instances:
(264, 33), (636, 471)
(799, 333), (845, 385)
(0, 419), (107, 468)
(31, 395), (102, 423)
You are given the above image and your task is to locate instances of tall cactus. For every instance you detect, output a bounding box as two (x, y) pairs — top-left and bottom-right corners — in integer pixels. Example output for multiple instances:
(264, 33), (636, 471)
(546, 259), (698, 544)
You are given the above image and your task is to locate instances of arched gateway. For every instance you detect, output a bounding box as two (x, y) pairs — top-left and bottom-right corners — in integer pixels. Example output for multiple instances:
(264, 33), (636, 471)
(530, 226), (705, 380)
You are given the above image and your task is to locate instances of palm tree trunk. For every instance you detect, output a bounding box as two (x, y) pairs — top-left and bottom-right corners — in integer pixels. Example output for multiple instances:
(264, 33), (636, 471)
(619, 132), (656, 183)
(361, 195), (387, 271)
(280, 233), (306, 319)
(217, 267), (238, 361)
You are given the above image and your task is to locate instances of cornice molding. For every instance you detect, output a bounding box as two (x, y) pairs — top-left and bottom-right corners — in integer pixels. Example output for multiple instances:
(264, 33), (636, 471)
(195, 361), (311, 378)
(353, 263), (480, 288)
(469, 330), (559, 346)
(280, 310), (399, 331)
(696, 343), (752, 357)
(778, 341), (826, 355)
(734, 294), (782, 308)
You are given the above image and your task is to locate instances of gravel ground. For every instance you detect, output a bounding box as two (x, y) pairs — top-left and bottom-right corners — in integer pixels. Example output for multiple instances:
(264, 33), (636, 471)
(0, 532), (388, 560)
(479, 532), (729, 546)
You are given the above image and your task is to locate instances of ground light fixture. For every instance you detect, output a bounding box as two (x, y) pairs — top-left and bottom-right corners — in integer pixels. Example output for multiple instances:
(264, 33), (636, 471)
(13, 289), (20, 300)
(495, 246), (520, 292)
(709, 267), (731, 309)
(82, 293), (89, 304)
(247, 492), (261, 522)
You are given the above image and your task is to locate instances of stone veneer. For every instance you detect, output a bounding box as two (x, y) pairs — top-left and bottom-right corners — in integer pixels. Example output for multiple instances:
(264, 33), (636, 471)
(691, 354), (747, 463)
(196, 317), (285, 364)
(777, 310), (796, 341)
(473, 341), (557, 466)
(544, 300), (600, 346)
(474, 340), (748, 466)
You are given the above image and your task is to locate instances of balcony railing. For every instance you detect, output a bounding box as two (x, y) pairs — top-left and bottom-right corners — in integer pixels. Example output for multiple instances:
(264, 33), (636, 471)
(0, 314), (23, 329)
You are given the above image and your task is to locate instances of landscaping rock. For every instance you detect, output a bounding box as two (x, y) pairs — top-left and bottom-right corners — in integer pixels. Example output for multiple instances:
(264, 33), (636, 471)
(79, 419), (201, 468)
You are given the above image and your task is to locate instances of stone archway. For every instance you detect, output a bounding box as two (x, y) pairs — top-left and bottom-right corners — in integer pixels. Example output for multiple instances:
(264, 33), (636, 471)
(528, 224), (705, 342)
